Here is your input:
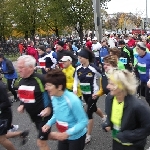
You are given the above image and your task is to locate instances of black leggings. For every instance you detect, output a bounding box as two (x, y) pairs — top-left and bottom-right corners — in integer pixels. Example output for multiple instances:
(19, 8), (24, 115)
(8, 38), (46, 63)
(58, 134), (86, 150)
(83, 94), (98, 119)
(113, 140), (144, 150)
(139, 82), (150, 106)
(7, 79), (17, 99)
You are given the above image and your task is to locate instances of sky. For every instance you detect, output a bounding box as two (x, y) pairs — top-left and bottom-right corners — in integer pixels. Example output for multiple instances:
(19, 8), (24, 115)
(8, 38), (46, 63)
(107, 0), (150, 18)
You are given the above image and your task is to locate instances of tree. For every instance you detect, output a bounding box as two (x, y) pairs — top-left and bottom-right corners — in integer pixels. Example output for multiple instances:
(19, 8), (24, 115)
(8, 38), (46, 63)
(104, 12), (142, 32)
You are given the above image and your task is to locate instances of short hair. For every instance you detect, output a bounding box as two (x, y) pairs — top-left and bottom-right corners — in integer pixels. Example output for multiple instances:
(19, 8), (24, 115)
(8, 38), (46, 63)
(109, 47), (121, 58)
(17, 55), (36, 67)
(45, 69), (66, 91)
(103, 55), (118, 67)
(108, 69), (138, 95)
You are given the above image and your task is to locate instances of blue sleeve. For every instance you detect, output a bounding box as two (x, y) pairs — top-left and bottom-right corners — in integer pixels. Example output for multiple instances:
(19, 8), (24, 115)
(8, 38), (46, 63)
(66, 95), (88, 136)
(46, 113), (56, 126)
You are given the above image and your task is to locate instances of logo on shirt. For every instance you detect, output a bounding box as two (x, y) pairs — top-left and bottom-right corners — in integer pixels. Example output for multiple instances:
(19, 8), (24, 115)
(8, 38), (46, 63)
(78, 72), (82, 76)
(86, 72), (93, 77)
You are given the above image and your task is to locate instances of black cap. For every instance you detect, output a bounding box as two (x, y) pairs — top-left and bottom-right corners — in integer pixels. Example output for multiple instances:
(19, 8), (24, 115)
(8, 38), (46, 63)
(57, 41), (65, 47)
(118, 40), (125, 45)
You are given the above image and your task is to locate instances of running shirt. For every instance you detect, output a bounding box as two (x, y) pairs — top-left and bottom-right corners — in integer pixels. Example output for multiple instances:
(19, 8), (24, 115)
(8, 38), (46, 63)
(18, 73), (52, 121)
(137, 52), (150, 82)
(73, 64), (101, 95)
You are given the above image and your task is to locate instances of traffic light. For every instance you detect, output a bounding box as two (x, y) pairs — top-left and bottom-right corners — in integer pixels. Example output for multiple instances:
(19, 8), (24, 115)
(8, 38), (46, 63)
(144, 22), (147, 29)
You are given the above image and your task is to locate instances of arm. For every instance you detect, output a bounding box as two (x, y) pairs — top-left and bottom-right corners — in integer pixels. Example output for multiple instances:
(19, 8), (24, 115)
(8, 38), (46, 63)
(96, 78), (104, 96)
(73, 70), (79, 93)
(2, 61), (15, 74)
(66, 97), (88, 136)
(46, 113), (57, 126)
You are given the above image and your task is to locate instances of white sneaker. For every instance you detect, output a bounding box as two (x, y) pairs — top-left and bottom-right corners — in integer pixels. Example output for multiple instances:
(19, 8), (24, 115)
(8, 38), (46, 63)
(85, 134), (91, 144)
(8, 125), (19, 132)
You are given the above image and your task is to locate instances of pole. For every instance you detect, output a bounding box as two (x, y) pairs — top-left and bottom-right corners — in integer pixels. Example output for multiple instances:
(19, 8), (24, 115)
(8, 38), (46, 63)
(146, 0), (148, 28)
(96, 0), (102, 41)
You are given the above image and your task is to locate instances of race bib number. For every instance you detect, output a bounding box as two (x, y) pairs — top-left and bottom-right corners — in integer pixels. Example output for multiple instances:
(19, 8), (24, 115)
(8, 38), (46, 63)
(18, 85), (35, 103)
(80, 83), (91, 94)
(56, 121), (68, 132)
(119, 57), (127, 64)
(137, 63), (146, 74)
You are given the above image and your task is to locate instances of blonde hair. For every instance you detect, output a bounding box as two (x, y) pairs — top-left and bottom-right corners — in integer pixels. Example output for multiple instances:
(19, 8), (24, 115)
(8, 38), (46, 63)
(108, 69), (139, 95)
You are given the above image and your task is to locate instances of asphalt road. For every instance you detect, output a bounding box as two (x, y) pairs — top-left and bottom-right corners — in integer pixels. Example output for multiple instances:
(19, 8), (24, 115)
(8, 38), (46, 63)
(0, 95), (150, 150)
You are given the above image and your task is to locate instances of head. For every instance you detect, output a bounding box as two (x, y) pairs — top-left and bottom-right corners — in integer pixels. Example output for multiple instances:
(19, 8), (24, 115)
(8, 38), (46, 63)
(66, 43), (72, 51)
(128, 34), (133, 40)
(0, 53), (4, 63)
(46, 45), (52, 53)
(37, 45), (46, 56)
(109, 47), (121, 59)
(28, 40), (34, 46)
(92, 37), (97, 44)
(45, 69), (66, 96)
(56, 41), (65, 51)
(107, 69), (138, 96)
(103, 55), (118, 72)
(60, 56), (72, 68)
(78, 48), (95, 65)
(118, 40), (125, 48)
(135, 37), (142, 45)
(101, 40), (107, 46)
(17, 55), (36, 78)
(87, 37), (91, 41)
(136, 42), (146, 56)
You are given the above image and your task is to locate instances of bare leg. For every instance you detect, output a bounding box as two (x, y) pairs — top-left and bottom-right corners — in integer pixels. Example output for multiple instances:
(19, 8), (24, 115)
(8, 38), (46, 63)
(37, 139), (50, 150)
(6, 131), (22, 138)
(95, 107), (104, 118)
(0, 135), (16, 150)
(87, 119), (94, 135)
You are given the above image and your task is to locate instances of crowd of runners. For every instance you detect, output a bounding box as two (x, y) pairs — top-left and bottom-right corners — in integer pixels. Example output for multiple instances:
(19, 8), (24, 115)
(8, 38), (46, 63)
(1, 32), (150, 150)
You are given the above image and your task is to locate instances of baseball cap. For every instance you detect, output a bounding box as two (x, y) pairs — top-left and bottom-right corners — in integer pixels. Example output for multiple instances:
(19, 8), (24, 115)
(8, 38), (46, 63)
(92, 37), (97, 41)
(60, 56), (72, 62)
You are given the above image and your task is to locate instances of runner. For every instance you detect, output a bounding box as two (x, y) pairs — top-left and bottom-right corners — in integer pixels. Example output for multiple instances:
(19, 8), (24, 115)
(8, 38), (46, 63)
(102, 69), (150, 150)
(0, 74), (29, 150)
(42, 69), (88, 150)
(0, 53), (18, 102)
(17, 55), (53, 150)
(73, 48), (105, 143)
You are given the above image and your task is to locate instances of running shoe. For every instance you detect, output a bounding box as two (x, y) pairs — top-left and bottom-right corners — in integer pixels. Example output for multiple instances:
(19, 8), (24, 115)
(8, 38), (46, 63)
(20, 130), (29, 145)
(8, 125), (19, 132)
(85, 134), (91, 144)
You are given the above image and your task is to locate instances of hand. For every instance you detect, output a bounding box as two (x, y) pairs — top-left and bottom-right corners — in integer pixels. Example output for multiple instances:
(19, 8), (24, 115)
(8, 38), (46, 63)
(129, 63), (133, 67)
(17, 105), (24, 113)
(105, 126), (111, 132)
(42, 124), (50, 133)
(45, 68), (50, 72)
(40, 107), (51, 117)
(49, 132), (69, 141)
(92, 94), (98, 100)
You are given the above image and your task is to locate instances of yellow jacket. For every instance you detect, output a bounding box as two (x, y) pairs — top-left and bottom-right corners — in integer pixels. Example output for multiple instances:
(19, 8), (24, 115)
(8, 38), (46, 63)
(62, 65), (82, 97)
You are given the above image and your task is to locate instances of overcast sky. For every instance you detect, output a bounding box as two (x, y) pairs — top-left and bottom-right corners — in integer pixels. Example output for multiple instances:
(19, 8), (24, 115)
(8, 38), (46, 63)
(107, 0), (150, 18)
